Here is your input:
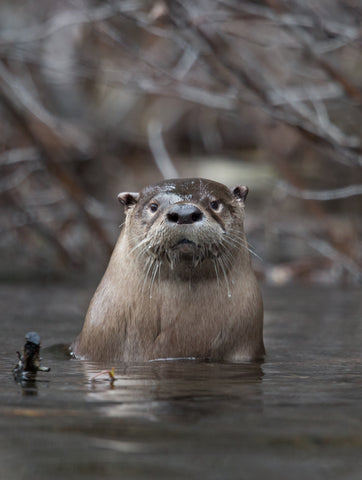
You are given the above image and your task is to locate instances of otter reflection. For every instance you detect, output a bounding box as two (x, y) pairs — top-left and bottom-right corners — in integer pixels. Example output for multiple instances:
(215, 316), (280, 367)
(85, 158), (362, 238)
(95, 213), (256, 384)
(83, 360), (264, 424)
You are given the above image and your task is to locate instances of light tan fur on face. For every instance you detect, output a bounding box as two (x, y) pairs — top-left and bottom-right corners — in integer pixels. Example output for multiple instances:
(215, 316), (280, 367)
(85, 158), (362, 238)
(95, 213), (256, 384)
(72, 178), (264, 363)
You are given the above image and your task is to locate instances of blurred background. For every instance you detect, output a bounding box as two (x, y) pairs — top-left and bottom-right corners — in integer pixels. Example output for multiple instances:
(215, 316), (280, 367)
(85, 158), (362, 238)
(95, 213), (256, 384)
(0, 0), (361, 285)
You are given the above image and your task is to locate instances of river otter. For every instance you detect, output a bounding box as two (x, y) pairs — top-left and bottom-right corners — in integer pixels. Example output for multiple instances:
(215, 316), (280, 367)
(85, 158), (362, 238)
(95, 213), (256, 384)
(72, 178), (264, 363)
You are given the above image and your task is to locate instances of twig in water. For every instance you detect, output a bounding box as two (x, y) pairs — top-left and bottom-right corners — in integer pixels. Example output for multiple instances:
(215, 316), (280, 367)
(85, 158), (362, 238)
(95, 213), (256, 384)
(91, 367), (116, 386)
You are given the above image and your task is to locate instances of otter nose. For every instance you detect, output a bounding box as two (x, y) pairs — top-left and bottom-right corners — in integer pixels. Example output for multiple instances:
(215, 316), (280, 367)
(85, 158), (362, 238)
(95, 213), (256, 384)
(167, 204), (203, 224)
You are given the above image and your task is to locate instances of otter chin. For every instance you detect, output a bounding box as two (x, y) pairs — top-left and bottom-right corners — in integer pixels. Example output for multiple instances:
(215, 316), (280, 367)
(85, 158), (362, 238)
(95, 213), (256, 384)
(72, 178), (265, 363)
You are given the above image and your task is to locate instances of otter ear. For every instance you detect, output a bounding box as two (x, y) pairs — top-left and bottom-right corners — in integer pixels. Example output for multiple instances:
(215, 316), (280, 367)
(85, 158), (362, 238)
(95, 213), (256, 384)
(117, 192), (139, 211)
(232, 185), (249, 204)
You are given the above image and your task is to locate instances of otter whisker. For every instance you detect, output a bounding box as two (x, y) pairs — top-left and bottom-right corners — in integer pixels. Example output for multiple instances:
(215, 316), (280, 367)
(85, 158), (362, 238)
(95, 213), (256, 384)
(219, 238), (239, 261)
(223, 234), (254, 252)
(129, 237), (150, 256)
(212, 258), (221, 286)
(222, 235), (263, 261)
(136, 245), (150, 262)
(157, 260), (162, 288)
(218, 256), (232, 298)
(228, 236), (262, 260)
(165, 251), (174, 269)
(246, 245), (263, 261)
(222, 234), (247, 249)
(142, 257), (155, 295)
(220, 249), (234, 270)
(142, 256), (152, 273)
(193, 250), (202, 268)
(149, 261), (160, 299)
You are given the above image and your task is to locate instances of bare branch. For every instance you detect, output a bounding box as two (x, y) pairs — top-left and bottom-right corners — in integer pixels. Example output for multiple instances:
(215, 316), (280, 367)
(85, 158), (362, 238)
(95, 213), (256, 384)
(275, 226), (362, 282)
(220, 1), (360, 42)
(0, 164), (41, 193)
(173, 47), (199, 80)
(0, 147), (39, 165)
(0, 2), (146, 45)
(277, 181), (362, 201)
(0, 60), (113, 255)
(101, 66), (238, 109)
(4, 190), (80, 268)
(147, 119), (179, 179)
(269, 83), (344, 106)
(307, 237), (362, 282)
(265, 5), (362, 105)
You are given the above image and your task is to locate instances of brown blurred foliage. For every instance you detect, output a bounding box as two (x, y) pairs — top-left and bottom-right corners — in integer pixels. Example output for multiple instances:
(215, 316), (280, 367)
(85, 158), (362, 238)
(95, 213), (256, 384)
(0, 0), (361, 284)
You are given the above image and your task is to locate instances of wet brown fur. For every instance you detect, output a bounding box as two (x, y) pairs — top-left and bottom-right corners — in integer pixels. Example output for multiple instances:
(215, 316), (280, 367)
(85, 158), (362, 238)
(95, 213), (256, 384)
(72, 178), (265, 363)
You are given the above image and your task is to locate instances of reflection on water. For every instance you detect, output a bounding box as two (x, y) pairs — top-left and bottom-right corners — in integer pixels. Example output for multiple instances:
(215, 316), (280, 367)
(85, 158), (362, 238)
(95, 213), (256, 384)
(85, 360), (264, 423)
(1, 284), (362, 480)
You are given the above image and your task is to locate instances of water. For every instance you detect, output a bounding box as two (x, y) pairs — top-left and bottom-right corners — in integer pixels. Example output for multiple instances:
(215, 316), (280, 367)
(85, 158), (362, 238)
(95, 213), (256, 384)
(1, 283), (362, 479)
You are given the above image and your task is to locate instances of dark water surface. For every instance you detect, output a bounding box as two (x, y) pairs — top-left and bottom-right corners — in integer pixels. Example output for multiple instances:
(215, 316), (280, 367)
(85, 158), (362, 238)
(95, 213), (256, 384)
(1, 283), (362, 480)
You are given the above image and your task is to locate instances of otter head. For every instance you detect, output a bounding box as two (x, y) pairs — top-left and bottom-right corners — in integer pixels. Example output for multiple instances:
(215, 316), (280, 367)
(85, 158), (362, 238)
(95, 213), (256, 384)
(118, 178), (249, 280)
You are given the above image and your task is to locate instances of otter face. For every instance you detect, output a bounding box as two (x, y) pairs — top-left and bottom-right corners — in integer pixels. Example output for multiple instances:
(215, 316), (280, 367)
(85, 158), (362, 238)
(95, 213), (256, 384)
(118, 178), (249, 277)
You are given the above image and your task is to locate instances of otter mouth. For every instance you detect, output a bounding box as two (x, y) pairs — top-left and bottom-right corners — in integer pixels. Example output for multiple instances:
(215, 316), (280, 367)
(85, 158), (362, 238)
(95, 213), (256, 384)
(172, 238), (197, 254)
(175, 238), (195, 246)
(161, 238), (223, 270)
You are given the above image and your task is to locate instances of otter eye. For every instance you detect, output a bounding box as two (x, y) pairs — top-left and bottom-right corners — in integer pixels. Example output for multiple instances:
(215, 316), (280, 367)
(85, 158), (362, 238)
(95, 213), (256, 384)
(149, 203), (159, 213)
(210, 200), (220, 211)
